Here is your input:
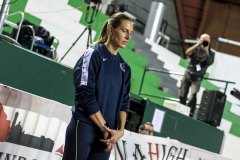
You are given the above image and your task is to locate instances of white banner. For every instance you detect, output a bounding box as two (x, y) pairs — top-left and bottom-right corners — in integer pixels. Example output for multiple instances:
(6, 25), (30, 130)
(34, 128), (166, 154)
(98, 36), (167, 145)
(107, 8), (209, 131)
(0, 84), (231, 160)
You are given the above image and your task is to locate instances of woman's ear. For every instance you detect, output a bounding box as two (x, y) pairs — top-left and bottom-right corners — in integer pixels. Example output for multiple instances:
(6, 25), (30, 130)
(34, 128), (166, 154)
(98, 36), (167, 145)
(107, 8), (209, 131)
(107, 24), (113, 35)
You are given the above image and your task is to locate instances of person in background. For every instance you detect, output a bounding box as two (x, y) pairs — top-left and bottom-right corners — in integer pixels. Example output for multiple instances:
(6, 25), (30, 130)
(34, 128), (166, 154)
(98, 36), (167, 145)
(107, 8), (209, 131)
(62, 12), (133, 160)
(138, 122), (154, 136)
(179, 33), (215, 117)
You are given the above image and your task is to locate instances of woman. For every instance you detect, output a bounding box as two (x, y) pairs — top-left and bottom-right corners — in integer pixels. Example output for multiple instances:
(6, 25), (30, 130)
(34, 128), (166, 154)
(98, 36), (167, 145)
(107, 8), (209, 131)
(63, 12), (133, 160)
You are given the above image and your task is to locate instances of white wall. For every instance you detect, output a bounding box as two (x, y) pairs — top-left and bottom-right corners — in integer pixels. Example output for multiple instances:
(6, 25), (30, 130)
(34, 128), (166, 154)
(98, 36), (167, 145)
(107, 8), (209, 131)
(221, 133), (240, 160)
(24, 0), (97, 67)
(208, 51), (240, 105)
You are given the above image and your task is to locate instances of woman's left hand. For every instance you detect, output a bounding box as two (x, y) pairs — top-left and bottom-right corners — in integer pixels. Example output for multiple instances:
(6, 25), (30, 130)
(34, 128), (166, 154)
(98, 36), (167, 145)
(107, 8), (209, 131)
(100, 129), (124, 145)
(109, 129), (124, 144)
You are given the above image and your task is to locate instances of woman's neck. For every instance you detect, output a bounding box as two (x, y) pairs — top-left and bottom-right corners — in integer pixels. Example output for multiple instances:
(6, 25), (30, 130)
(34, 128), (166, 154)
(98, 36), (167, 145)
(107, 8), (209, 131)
(104, 42), (118, 55)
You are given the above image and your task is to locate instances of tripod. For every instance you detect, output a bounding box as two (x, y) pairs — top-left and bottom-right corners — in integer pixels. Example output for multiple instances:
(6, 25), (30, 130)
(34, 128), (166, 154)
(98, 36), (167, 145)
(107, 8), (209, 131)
(59, 4), (99, 62)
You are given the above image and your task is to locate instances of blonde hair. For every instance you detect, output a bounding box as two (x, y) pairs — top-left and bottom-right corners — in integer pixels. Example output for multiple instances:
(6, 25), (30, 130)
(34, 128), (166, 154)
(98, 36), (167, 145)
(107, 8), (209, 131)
(96, 12), (133, 44)
(138, 122), (153, 131)
(144, 122), (153, 127)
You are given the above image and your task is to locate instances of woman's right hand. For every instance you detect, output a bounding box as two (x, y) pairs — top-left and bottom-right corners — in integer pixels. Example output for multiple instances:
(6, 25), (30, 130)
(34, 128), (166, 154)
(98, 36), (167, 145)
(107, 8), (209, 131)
(100, 126), (115, 152)
(100, 125), (111, 140)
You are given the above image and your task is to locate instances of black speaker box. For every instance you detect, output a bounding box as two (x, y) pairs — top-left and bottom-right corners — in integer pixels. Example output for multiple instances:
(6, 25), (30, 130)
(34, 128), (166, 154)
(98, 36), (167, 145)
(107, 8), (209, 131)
(197, 90), (226, 126)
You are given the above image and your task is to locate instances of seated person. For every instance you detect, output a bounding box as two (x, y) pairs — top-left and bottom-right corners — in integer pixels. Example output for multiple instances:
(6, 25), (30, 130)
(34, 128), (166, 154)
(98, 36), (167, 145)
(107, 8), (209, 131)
(138, 122), (154, 136)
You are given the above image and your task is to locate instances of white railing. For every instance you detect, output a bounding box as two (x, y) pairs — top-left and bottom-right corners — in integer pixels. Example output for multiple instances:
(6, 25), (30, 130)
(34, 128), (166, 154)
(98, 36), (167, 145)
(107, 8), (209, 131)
(4, 12), (25, 41)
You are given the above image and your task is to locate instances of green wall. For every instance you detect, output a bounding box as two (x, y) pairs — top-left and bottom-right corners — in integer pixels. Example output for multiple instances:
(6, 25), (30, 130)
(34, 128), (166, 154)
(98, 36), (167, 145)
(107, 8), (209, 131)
(0, 41), (74, 106)
(144, 101), (223, 153)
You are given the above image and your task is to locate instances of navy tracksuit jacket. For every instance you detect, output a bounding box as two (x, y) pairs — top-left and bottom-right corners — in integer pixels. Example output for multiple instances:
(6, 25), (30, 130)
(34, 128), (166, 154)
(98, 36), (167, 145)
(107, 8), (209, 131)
(63, 44), (131, 160)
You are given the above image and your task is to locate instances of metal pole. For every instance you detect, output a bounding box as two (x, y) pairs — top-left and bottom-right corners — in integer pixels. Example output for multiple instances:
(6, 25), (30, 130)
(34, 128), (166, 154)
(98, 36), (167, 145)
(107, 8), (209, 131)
(224, 82), (229, 94)
(138, 67), (147, 95)
(0, 0), (10, 34)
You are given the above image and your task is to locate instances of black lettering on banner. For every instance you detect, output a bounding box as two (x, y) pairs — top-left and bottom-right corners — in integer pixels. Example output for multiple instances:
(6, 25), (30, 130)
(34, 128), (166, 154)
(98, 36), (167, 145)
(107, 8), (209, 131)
(176, 148), (188, 160)
(18, 156), (27, 160)
(132, 144), (146, 160)
(0, 152), (30, 160)
(11, 154), (17, 160)
(164, 146), (188, 160)
(115, 140), (127, 160)
(161, 144), (166, 160)
(4, 153), (12, 160)
(166, 146), (178, 159)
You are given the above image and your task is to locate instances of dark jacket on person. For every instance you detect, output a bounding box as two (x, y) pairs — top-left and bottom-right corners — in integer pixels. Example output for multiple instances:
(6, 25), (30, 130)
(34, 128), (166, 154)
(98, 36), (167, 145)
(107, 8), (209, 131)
(187, 47), (215, 79)
(72, 44), (131, 129)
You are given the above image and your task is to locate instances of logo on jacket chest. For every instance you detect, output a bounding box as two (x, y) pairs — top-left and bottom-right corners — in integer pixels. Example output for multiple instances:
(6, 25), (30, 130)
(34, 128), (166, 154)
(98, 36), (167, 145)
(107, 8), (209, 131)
(120, 63), (125, 72)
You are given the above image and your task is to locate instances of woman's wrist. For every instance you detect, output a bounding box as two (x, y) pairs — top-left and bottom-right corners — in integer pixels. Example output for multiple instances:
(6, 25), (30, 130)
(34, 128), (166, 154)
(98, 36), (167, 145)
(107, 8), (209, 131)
(100, 122), (109, 131)
(118, 129), (124, 136)
(104, 122), (109, 128)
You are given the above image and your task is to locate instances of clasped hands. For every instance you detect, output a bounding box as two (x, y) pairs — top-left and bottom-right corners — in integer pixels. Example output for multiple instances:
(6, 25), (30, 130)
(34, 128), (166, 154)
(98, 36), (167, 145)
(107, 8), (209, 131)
(100, 126), (124, 152)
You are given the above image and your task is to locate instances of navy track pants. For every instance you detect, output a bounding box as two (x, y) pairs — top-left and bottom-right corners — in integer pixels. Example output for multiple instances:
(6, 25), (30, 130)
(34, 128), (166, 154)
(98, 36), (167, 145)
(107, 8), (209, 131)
(62, 117), (111, 160)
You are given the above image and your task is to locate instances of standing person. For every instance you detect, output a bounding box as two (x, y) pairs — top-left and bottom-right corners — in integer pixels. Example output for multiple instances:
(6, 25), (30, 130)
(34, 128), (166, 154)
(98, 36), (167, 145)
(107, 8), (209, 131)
(62, 12), (133, 160)
(179, 33), (215, 117)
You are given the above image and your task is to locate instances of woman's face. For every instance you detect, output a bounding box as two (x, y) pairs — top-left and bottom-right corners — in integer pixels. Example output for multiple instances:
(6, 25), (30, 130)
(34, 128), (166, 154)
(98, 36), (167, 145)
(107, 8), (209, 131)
(110, 20), (133, 49)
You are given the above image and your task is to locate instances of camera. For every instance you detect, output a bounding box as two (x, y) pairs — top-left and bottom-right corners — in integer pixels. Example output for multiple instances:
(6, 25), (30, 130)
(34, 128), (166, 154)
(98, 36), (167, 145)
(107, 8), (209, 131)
(92, 0), (101, 3)
(230, 88), (240, 100)
(202, 40), (208, 47)
(84, 0), (101, 4)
